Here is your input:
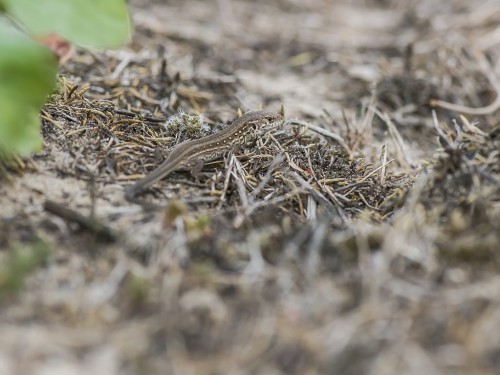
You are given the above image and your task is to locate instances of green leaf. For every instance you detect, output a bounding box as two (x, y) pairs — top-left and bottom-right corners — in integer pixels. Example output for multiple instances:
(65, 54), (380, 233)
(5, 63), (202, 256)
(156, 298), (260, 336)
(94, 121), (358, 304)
(0, 241), (52, 298)
(0, 20), (58, 154)
(3, 0), (130, 48)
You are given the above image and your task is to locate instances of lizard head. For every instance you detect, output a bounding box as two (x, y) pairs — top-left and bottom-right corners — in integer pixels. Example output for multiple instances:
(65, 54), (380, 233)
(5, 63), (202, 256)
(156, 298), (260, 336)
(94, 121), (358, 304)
(243, 110), (284, 131)
(240, 110), (284, 145)
(258, 110), (284, 128)
(228, 110), (284, 146)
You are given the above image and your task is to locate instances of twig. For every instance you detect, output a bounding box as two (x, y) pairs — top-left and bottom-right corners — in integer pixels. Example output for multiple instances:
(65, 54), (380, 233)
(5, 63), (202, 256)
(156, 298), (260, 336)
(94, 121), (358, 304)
(249, 154), (285, 201)
(44, 200), (117, 242)
(218, 153), (236, 209)
(380, 142), (388, 185)
(430, 49), (500, 115)
(290, 172), (342, 223)
(285, 119), (351, 154)
(360, 159), (395, 182)
(372, 107), (415, 168)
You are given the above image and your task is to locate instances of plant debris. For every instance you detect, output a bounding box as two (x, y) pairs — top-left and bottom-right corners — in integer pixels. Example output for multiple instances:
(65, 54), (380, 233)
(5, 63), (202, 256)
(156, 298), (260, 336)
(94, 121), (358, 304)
(1, 0), (500, 374)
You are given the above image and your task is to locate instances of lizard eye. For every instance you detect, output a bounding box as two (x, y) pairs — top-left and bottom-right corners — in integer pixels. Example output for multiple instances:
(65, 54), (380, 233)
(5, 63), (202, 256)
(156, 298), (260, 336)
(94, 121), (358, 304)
(268, 114), (282, 125)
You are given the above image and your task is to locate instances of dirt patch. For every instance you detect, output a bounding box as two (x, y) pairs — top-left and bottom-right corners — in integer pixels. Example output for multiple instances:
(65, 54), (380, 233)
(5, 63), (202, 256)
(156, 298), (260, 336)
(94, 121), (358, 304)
(1, 0), (500, 374)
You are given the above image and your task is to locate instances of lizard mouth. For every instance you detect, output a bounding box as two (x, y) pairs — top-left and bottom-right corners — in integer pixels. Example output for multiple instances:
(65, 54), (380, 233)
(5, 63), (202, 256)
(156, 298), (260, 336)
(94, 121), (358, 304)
(260, 122), (282, 135)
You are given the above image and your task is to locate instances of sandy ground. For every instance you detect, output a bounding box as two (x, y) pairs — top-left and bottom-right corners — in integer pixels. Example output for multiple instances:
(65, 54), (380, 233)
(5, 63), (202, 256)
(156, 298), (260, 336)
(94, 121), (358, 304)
(1, 0), (500, 374)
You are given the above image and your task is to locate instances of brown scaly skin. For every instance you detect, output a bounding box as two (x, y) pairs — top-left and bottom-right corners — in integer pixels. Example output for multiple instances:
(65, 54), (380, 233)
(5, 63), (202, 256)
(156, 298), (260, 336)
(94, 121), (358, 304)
(125, 110), (284, 205)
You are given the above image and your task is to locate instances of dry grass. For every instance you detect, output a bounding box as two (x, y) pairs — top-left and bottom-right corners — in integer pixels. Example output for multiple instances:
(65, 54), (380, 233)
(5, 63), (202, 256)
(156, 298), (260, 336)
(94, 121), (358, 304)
(1, 0), (500, 374)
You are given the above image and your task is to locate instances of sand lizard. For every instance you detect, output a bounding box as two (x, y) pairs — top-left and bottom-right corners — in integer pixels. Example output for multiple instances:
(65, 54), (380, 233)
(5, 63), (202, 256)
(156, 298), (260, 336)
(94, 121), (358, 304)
(125, 110), (284, 204)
